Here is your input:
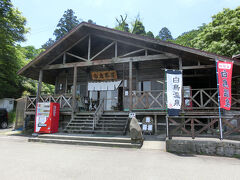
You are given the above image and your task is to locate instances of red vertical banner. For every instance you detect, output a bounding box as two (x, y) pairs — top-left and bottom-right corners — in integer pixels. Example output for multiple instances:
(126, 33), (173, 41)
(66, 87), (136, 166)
(217, 61), (233, 110)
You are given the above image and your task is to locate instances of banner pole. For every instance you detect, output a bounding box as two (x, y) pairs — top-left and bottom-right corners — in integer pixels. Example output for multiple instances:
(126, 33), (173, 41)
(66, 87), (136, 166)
(165, 69), (169, 138)
(215, 60), (223, 140)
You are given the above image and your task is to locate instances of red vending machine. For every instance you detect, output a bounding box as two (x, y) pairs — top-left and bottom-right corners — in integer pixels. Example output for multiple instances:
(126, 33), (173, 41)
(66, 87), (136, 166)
(35, 102), (60, 133)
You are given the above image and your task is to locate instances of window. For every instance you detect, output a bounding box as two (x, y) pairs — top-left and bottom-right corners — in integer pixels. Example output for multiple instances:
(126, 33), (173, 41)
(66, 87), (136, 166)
(138, 81), (151, 91)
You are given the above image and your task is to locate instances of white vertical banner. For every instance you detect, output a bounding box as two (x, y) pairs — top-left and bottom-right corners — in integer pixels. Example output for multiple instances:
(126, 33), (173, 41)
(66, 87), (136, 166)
(166, 70), (183, 115)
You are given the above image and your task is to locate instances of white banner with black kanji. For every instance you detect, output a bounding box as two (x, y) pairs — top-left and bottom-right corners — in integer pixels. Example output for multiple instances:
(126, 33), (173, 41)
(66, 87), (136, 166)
(166, 70), (183, 110)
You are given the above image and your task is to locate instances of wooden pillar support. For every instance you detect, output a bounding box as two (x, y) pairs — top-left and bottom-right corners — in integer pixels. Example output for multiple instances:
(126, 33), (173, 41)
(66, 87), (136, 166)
(72, 66), (77, 115)
(63, 52), (66, 64)
(179, 57), (182, 70)
(154, 115), (157, 134)
(88, 35), (91, 61)
(115, 41), (118, 58)
(36, 70), (43, 104)
(166, 115), (170, 139)
(129, 59), (133, 111)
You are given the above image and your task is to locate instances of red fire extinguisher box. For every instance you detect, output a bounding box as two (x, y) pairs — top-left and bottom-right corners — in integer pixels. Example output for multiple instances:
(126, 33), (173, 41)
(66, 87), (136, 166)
(34, 102), (60, 133)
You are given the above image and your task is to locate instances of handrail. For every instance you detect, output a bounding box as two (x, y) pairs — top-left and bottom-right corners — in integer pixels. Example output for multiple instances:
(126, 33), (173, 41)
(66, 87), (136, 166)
(93, 98), (104, 130)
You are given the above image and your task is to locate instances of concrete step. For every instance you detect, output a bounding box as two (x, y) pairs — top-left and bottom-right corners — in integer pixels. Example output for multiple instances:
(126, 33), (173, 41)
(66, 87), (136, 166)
(37, 134), (132, 143)
(28, 138), (141, 148)
(68, 122), (94, 125)
(74, 117), (94, 120)
(99, 119), (127, 122)
(65, 129), (124, 134)
(71, 119), (94, 122)
(66, 126), (124, 131)
(100, 116), (128, 119)
(96, 123), (126, 126)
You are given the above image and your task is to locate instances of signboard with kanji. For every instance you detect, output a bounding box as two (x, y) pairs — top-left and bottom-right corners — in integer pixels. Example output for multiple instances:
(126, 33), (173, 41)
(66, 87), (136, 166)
(217, 61), (233, 110)
(91, 70), (117, 81)
(166, 70), (182, 116)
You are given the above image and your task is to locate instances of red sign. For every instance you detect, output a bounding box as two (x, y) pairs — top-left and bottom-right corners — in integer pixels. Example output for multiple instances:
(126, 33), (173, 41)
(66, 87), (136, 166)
(217, 61), (233, 110)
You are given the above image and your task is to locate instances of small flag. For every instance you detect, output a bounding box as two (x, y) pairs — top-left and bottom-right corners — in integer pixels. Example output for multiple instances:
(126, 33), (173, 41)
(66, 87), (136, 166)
(217, 61), (233, 110)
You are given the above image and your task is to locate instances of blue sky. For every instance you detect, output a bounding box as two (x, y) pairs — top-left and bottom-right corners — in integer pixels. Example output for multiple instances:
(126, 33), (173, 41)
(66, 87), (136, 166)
(12, 0), (239, 48)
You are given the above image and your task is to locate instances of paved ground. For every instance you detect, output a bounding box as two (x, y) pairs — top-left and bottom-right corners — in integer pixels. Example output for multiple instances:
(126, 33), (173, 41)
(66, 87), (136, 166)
(0, 132), (240, 180)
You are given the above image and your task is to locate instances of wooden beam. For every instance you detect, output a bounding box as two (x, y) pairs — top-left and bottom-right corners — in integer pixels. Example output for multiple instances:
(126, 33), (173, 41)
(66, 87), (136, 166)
(129, 59), (133, 111)
(90, 41), (115, 61)
(115, 41), (118, 58)
(44, 54), (178, 70)
(72, 66), (77, 114)
(66, 52), (87, 61)
(183, 74), (211, 77)
(63, 52), (66, 64)
(88, 35), (91, 60)
(46, 34), (89, 65)
(179, 57), (182, 70)
(182, 64), (215, 70)
(119, 49), (144, 58)
(36, 70), (43, 104)
(95, 34), (178, 58)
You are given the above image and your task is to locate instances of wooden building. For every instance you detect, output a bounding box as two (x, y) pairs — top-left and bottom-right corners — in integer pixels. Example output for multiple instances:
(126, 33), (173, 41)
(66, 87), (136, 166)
(18, 22), (240, 138)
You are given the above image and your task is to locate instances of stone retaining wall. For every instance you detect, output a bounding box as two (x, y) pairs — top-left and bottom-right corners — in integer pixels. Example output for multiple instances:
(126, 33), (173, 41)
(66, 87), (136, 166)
(166, 139), (240, 158)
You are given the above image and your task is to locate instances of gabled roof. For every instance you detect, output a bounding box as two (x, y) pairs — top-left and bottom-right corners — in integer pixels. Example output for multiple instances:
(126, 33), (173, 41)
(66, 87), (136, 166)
(18, 22), (240, 83)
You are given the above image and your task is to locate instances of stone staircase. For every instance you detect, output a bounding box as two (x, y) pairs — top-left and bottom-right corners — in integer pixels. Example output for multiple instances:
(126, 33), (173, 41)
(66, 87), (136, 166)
(64, 112), (129, 135)
(28, 134), (142, 148)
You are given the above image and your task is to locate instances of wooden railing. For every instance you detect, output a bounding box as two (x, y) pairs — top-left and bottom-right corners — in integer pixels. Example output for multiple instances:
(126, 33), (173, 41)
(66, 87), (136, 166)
(133, 90), (165, 110)
(25, 88), (240, 112)
(93, 99), (104, 130)
(184, 88), (219, 110)
(167, 116), (240, 139)
(26, 94), (72, 111)
(132, 89), (240, 110)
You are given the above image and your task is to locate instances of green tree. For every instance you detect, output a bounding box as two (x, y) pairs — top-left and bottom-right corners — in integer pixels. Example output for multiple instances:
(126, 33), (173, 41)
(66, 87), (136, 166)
(146, 31), (154, 38)
(157, 27), (173, 41)
(131, 16), (146, 35)
(42, 9), (80, 49)
(20, 46), (54, 96)
(0, 0), (28, 98)
(115, 14), (130, 32)
(54, 9), (80, 40)
(191, 7), (240, 56)
(87, 19), (96, 24)
(174, 24), (206, 47)
(41, 38), (55, 49)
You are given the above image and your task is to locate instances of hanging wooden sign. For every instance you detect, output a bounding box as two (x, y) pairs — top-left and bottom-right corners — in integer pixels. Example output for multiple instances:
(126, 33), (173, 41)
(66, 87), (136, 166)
(91, 70), (117, 81)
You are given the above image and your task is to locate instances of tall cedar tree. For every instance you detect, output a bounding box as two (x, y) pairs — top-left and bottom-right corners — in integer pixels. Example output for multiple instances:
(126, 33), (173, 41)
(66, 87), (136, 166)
(157, 27), (173, 41)
(42, 9), (80, 49)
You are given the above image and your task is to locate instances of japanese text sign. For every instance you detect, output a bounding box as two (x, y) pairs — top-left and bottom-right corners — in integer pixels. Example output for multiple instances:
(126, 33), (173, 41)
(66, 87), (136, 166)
(166, 70), (182, 110)
(91, 70), (117, 81)
(217, 61), (233, 110)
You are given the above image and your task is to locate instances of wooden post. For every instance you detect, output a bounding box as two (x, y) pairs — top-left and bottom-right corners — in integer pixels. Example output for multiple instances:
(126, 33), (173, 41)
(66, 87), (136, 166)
(179, 57), (182, 70)
(154, 115), (157, 134)
(166, 115), (170, 139)
(129, 59), (133, 111)
(72, 66), (77, 115)
(179, 57), (184, 112)
(36, 70), (43, 104)
(65, 71), (68, 94)
(88, 35), (91, 60)
(191, 118), (195, 139)
(63, 52), (66, 64)
(115, 41), (118, 58)
(122, 63), (125, 111)
(145, 49), (148, 56)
